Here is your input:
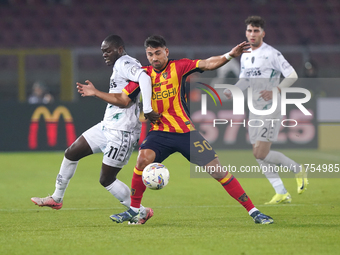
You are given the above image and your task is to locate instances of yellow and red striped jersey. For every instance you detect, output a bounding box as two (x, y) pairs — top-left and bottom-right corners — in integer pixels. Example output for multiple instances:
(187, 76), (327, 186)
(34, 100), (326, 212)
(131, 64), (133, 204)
(123, 59), (202, 133)
(144, 59), (202, 133)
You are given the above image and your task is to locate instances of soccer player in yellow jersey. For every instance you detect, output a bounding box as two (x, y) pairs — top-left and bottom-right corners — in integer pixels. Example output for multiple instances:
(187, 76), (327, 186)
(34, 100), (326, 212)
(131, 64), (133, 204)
(110, 35), (274, 225)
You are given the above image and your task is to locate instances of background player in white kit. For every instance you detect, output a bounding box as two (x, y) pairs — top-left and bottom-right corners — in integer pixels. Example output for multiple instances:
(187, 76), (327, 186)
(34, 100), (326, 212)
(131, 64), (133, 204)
(224, 16), (308, 204)
(31, 35), (158, 222)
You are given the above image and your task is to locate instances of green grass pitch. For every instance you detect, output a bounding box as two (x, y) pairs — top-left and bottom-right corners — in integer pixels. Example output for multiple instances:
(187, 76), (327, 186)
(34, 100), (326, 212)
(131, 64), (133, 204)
(0, 149), (339, 255)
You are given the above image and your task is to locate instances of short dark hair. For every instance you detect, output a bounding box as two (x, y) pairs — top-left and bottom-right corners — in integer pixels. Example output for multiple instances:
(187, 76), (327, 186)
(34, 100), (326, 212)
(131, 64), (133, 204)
(144, 35), (167, 48)
(245, 16), (265, 29)
(104, 35), (125, 49)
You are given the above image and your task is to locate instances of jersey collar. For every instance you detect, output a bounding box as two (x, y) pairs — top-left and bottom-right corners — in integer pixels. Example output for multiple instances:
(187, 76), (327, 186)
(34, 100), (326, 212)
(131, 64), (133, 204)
(152, 59), (171, 73)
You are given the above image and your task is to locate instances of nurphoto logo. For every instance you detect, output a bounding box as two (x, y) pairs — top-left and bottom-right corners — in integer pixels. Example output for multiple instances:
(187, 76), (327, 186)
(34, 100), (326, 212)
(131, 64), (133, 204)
(199, 84), (312, 128)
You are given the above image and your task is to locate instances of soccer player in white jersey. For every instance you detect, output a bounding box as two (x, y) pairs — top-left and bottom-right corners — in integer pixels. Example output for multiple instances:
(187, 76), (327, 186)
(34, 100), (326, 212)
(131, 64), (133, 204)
(224, 16), (308, 204)
(31, 35), (159, 223)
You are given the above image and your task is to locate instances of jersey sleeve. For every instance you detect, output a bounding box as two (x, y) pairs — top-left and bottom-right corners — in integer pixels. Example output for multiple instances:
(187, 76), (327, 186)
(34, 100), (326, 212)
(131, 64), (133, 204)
(117, 57), (145, 82)
(272, 50), (295, 77)
(175, 58), (203, 76)
(122, 81), (140, 99)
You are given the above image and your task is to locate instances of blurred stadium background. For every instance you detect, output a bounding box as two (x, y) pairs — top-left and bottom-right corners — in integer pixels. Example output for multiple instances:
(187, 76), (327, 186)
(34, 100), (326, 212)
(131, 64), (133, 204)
(0, 0), (339, 151)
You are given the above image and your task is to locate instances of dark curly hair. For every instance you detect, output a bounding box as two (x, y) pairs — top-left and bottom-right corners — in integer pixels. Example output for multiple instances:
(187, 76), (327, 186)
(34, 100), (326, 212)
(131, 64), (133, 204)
(245, 16), (265, 29)
(144, 35), (167, 48)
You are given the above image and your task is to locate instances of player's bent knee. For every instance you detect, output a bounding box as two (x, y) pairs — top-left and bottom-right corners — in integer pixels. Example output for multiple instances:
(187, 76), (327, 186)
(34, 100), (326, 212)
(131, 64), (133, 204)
(253, 149), (266, 160)
(205, 158), (225, 180)
(210, 171), (226, 180)
(136, 158), (152, 170)
(254, 152), (267, 160)
(137, 149), (156, 170)
(65, 136), (93, 161)
(64, 146), (74, 159)
(99, 176), (117, 187)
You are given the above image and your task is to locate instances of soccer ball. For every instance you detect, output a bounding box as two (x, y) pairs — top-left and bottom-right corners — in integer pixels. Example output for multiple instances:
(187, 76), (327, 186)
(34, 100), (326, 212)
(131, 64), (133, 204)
(142, 163), (170, 190)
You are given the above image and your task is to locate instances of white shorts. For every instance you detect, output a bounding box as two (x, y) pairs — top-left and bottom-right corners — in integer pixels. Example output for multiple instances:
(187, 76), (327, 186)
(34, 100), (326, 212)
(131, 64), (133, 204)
(248, 114), (282, 145)
(82, 122), (140, 168)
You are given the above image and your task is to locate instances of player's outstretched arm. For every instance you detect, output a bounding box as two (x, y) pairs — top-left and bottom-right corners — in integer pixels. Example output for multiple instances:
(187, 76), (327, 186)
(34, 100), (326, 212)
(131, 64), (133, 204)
(198, 41), (250, 71)
(77, 80), (131, 107)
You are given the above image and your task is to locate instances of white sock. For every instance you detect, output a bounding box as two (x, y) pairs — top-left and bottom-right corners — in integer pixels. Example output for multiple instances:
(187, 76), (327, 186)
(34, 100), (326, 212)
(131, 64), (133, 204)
(139, 205), (146, 217)
(130, 206), (139, 213)
(105, 179), (131, 209)
(264, 150), (300, 173)
(257, 159), (287, 194)
(248, 207), (258, 216)
(52, 157), (78, 202)
(130, 206), (146, 216)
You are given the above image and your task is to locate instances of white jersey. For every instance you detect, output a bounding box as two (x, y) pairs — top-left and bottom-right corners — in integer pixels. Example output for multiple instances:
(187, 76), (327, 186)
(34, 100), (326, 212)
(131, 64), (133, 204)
(102, 55), (144, 131)
(238, 42), (295, 112)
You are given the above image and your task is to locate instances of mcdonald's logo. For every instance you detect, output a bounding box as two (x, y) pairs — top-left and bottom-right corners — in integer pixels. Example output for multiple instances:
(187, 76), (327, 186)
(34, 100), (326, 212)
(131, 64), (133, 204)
(28, 106), (77, 149)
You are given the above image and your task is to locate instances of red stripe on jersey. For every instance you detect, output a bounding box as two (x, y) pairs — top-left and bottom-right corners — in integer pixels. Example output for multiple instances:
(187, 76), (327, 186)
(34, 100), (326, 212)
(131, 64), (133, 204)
(154, 99), (177, 132)
(159, 114), (177, 132)
(176, 86), (191, 126)
(144, 59), (201, 133)
(155, 120), (164, 131)
(156, 97), (164, 118)
(154, 72), (161, 83)
(173, 63), (193, 131)
(167, 96), (190, 132)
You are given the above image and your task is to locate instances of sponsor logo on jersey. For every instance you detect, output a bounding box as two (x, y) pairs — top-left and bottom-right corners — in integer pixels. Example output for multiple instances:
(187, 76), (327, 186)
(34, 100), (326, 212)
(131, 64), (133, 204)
(110, 80), (117, 88)
(152, 87), (177, 100)
(245, 67), (262, 76)
(153, 80), (168, 88)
